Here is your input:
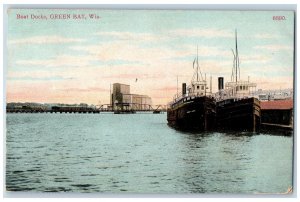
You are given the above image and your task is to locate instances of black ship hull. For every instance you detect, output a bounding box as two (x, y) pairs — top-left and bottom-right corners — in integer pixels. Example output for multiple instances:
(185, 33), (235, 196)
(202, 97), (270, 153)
(167, 96), (216, 131)
(216, 97), (261, 132)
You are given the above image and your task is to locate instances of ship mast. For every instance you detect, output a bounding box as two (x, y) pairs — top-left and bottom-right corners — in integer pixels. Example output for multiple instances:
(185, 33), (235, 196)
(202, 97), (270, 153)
(235, 29), (239, 83)
(231, 29), (240, 83)
(197, 46), (199, 81)
(192, 46), (203, 83)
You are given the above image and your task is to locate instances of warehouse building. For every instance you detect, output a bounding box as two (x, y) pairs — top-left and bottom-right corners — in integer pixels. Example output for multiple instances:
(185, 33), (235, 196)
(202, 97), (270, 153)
(111, 83), (152, 110)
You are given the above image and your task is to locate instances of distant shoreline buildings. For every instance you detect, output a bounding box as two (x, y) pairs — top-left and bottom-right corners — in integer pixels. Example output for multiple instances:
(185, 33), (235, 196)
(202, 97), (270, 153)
(6, 87), (292, 111)
(6, 102), (94, 111)
(254, 88), (293, 101)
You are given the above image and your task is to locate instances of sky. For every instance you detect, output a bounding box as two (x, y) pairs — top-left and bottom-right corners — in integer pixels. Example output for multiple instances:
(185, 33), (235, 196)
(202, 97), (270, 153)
(6, 9), (295, 105)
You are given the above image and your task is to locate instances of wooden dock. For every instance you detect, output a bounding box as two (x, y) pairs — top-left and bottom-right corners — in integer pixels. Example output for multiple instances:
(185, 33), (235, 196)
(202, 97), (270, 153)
(261, 123), (293, 135)
(6, 108), (164, 114)
(260, 99), (293, 134)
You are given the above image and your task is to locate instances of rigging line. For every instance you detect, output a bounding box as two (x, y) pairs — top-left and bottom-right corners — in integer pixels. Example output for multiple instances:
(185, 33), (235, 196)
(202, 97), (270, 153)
(199, 61), (204, 81)
(235, 29), (239, 83)
(197, 45), (203, 81)
(231, 49), (236, 82)
(196, 46), (199, 82)
(191, 58), (196, 84)
(238, 57), (240, 80)
(192, 58), (196, 83)
(177, 75), (178, 96)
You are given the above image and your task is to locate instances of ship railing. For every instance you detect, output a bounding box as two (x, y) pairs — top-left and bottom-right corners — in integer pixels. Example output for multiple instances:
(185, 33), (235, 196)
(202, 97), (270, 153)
(187, 92), (215, 98)
(173, 93), (186, 103)
(171, 92), (215, 105)
(225, 81), (257, 88)
(214, 92), (258, 101)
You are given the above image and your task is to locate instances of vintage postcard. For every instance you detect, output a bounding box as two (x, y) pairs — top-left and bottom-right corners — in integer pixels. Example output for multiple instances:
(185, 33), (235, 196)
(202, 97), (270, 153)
(5, 8), (294, 194)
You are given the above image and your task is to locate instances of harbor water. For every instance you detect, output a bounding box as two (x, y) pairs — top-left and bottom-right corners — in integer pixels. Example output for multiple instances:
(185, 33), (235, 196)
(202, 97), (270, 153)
(6, 113), (293, 194)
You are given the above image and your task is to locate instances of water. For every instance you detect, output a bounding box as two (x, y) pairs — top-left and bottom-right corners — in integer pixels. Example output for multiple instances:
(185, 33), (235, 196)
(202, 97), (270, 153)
(6, 113), (293, 194)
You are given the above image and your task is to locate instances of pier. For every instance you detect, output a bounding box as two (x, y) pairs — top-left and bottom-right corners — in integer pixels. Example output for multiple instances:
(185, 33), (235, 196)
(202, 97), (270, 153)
(6, 103), (167, 114)
(260, 99), (293, 135)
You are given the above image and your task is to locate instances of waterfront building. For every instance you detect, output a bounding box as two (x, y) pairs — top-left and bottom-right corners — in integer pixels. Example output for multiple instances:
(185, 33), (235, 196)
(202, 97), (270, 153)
(254, 88), (293, 101)
(111, 83), (152, 111)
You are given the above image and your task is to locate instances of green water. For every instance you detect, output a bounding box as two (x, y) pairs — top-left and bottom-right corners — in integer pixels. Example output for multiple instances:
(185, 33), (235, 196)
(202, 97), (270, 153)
(6, 113), (293, 194)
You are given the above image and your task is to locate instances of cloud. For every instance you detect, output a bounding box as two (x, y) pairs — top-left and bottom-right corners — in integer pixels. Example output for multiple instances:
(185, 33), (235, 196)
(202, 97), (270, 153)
(253, 33), (280, 39)
(169, 28), (232, 38)
(242, 64), (293, 76)
(69, 42), (232, 71)
(103, 73), (163, 80)
(165, 45), (232, 60)
(7, 70), (76, 82)
(252, 75), (293, 90)
(94, 29), (233, 45)
(7, 76), (73, 81)
(60, 87), (109, 92)
(154, 86), (178, 91)
(15, 55), (95, 68)
(95, 29), (282, 44)
(239, 54), (271, 64)
(11, 30), (236, 72)
(70, 42), (191, 64)
(7, 29), (294, 105)
(9, 35), (85, 45)
(253, 45), (293, 51)
(94, 31), (166, 42)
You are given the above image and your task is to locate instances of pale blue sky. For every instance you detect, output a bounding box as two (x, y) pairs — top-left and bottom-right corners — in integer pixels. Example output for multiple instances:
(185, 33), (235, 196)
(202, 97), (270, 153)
(7, 9), (295, 104)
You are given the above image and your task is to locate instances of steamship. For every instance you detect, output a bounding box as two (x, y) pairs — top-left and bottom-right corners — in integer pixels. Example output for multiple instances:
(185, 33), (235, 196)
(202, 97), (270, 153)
(215, 30), (261, 132)
(167, 48), (216, 131)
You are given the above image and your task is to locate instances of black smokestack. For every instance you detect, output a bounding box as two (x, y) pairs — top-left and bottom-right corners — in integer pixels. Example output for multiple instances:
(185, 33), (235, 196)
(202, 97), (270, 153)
(182, 83), (186, 95)
(218, 77), (224, 90)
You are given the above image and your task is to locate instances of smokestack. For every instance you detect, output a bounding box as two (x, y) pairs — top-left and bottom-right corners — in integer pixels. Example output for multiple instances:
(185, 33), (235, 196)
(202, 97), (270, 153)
(218, 77), (224, 90)
(182, 83), (186, 95)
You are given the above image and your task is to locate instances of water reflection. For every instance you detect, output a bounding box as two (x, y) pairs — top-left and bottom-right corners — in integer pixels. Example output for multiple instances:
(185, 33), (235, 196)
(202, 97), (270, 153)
(177, 131), (256, 193)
